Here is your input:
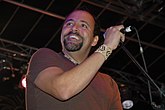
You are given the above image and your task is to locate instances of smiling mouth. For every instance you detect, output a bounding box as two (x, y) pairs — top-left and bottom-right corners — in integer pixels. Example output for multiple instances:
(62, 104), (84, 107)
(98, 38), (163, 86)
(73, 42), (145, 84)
(68, 35), (79, 40)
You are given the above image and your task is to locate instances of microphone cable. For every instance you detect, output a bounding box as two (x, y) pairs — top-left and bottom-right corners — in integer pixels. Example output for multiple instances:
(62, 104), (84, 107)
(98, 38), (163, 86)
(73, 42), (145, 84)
(133, 27), (165, 109)
(120, 26), (165, 109)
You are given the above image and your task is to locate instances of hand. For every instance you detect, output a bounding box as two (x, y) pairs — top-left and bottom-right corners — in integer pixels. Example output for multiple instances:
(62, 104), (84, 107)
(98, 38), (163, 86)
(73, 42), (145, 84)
(103, 25), (125, 50)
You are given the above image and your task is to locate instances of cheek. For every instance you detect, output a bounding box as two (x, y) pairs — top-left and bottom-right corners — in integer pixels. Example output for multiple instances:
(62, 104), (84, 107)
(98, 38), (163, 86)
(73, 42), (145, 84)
(61, 29), (68, 40)
(62, 26), (70, 34)
(82, 31), (92, 41)
(60, 29), (67, 43)
(61, 29), (66, 35)
(83, 37), (93, 47)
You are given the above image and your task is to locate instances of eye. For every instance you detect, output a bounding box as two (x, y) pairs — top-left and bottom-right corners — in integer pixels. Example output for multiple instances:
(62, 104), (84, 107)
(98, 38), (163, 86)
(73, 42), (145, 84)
(81, 23), (88, 29)
(65, 21), (74, 27)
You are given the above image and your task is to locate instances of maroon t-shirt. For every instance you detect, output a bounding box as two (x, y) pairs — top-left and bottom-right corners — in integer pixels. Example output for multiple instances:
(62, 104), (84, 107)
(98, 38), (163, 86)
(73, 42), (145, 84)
(26, 48), (122, 110)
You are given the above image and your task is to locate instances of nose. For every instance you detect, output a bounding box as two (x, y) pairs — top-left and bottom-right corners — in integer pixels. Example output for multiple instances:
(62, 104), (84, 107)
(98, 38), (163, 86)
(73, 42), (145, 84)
(71, 23), (79, 33)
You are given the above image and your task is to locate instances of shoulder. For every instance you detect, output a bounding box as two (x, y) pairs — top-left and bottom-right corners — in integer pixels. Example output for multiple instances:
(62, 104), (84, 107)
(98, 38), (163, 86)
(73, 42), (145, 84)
(33, 48), (57, 56)
(98, 72), (118, 88)
(27, 48), (62, 81)
(98, 72), (112, 81)
(28, 48), (62, 69)
(30, 48), (59, 60)
(37, 48), (56, 53)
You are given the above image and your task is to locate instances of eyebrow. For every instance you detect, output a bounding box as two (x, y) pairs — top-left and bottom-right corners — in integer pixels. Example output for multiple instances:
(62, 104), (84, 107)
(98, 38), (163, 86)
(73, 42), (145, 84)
(65, 19), (91, 28)
(64, 19), (73, 23)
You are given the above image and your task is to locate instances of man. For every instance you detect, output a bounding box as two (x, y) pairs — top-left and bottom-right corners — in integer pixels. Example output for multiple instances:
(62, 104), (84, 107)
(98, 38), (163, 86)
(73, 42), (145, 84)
(26, 8), (125, 110)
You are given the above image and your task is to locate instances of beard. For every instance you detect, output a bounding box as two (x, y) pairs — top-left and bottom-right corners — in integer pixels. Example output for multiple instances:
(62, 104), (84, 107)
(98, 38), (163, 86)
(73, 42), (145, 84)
(64, 40), (83, 52)
(63, 32), (83, 52)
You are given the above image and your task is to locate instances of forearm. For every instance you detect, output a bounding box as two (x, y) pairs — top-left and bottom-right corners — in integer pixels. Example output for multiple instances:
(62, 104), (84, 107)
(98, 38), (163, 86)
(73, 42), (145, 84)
(53, 51), (106, 100)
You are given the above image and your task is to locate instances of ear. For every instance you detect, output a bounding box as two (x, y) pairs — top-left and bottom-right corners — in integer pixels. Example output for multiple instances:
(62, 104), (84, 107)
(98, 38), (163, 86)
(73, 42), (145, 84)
(91, 35), (99, 46)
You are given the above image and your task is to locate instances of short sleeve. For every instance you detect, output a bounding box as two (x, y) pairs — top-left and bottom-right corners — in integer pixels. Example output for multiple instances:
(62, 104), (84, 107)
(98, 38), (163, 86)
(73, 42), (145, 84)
(26, 48), (61, 82)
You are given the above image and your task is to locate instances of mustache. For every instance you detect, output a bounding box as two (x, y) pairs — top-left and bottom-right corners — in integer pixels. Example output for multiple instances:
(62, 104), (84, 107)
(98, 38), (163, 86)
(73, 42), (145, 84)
(64, 31), (81, 37)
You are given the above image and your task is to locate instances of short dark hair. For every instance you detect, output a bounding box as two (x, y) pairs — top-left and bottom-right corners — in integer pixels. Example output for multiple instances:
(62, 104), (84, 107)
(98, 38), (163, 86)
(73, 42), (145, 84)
(73, 6), (101, 37)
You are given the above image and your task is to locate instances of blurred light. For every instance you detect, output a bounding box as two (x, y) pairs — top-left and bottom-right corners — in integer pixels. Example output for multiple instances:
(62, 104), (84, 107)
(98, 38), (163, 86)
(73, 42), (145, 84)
(0, 59), (14, 82)
(19, 75), (26, 89)
(122, 100), (134, 109)
(120, 84), (134, 109)
(21, 76), (26, 88)
(18, 64), (28, 89)
(0, 59), (12, 71)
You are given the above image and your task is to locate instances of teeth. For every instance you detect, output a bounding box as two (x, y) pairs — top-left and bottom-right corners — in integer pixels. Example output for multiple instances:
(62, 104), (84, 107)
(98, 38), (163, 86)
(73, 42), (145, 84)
(69, 35), (79, 40)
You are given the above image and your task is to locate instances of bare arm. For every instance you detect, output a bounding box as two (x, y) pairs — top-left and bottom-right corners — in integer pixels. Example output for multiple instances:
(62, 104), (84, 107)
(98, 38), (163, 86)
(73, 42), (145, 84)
(34, 51), (105, 100)
(34, 25), (124, 101)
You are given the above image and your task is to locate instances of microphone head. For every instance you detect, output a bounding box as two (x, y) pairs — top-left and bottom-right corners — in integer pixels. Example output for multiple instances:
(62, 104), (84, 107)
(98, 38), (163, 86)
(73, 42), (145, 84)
(120, 26), (134, 34)
(103, 26), (134, 38)
(125, 26), (132, 32)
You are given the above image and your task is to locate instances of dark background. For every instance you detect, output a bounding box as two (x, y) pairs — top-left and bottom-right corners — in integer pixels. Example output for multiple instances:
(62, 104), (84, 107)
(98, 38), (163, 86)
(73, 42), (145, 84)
(0, 0), (165, 110)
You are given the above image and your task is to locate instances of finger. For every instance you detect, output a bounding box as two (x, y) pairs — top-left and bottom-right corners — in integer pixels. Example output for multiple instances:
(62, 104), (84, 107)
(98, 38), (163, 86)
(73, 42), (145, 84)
(113, 25), (124, 31)
(120, 33), (125, 42)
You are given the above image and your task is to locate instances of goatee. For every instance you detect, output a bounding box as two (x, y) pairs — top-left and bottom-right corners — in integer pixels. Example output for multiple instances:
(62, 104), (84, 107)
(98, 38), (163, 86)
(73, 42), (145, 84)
(63, 32), (83, 52)
(64, 39), (83, 52)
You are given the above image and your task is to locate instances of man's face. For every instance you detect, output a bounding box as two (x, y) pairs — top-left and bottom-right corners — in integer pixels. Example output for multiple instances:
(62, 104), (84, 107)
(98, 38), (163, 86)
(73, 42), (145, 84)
(61, 10), (96, 52)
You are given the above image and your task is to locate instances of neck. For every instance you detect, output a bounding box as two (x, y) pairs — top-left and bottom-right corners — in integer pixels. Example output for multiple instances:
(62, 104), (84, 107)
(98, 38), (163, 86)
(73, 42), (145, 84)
(62, 49), (89, 64)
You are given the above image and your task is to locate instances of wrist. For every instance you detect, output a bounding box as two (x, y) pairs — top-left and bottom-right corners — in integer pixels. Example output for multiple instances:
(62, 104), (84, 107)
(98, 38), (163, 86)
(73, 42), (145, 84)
(95, 44), (112, 60)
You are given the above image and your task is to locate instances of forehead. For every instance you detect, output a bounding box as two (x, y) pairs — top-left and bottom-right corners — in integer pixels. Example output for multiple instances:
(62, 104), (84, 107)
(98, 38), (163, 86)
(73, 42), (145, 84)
(65, 10), (95, 26)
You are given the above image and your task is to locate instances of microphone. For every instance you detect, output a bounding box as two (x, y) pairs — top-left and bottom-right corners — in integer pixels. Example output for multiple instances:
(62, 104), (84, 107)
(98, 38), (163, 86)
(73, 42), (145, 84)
(103, 26), (133, 38)
(120, 26), (133, 34)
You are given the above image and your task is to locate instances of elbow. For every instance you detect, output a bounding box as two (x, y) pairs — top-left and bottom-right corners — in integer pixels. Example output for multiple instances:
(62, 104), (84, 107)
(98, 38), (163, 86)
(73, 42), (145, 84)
(55, 90), (73, 101)
(58, 92), (72, 101)
(52, 85), (73, 101)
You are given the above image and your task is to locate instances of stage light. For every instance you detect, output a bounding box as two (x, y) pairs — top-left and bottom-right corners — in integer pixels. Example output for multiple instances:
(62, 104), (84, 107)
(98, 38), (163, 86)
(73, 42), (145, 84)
(0, 59), (15, 82)
(18, 63), (28, 89)
(122, 100), (134, 109)
(19, 75), (26, 89)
